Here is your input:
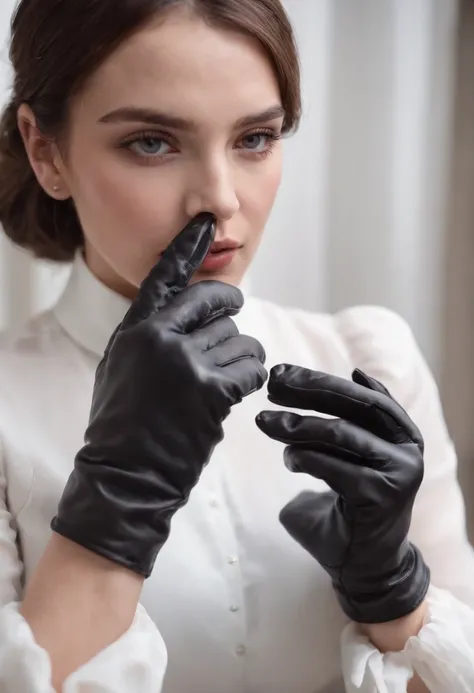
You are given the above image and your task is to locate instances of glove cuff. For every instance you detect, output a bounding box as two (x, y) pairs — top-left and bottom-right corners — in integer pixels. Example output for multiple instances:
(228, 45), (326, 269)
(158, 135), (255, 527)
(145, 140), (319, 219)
(334, 543), (431, 624)
(51, 449), (174, 578)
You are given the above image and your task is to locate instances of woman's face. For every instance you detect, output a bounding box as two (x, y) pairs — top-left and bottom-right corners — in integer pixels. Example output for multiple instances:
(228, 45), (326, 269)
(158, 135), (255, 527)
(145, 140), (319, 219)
(57, 8), (284, 296)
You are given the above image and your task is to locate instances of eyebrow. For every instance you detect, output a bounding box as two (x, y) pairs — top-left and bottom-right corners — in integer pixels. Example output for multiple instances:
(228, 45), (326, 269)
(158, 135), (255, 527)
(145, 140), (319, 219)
(98, 104), (285, 130)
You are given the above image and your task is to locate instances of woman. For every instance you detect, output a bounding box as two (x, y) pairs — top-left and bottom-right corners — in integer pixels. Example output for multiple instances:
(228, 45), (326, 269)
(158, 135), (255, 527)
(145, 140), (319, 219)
(0, 0), (472, 691)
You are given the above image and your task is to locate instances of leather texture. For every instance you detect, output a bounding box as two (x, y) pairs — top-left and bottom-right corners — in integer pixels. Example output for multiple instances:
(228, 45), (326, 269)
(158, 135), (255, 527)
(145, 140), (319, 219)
(256, 364), (430, 624)
(52, 213), (268, 577)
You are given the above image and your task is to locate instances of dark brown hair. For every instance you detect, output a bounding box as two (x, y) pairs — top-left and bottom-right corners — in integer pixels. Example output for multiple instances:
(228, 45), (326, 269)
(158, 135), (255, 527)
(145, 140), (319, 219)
(0, 0), (301, 262)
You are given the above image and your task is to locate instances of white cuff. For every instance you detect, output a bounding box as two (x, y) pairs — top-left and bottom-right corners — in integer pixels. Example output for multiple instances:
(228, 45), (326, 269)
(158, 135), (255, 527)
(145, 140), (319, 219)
(0, 602), (167, 693)
(341, 587), (474, 693)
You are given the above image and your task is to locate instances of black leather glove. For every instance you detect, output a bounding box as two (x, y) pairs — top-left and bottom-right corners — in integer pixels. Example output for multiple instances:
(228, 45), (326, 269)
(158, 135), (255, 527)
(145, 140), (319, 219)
(52, 212), (267, 577)
(256, 364), (430, 624)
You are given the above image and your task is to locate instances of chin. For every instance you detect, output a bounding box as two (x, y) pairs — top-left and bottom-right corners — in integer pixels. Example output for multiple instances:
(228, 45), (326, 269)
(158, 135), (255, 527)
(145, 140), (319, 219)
(190, 271), (242, 286)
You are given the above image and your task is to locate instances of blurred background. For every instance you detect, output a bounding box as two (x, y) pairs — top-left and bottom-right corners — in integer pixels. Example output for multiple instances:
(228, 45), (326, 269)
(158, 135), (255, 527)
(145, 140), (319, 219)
(0, 0), (473, 533)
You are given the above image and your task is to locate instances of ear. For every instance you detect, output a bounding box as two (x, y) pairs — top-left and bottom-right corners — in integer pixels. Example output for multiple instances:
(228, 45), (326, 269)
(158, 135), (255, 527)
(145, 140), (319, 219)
(16, 103), (71, 200)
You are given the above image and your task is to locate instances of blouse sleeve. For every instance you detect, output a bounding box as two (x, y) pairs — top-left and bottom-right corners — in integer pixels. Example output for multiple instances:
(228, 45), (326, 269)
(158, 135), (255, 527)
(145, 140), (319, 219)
(0, 453), (168, 692)
(334, 305), (474, 692)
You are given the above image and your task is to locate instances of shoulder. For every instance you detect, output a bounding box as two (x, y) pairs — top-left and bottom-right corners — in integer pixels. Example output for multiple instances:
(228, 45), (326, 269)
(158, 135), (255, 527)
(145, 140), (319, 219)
(246, 298), (426, 405)
(246, 297), (418, 365)
(246, 296), (413, 346)
(332, 305), (433, 413)
(332, 305), (420, 378)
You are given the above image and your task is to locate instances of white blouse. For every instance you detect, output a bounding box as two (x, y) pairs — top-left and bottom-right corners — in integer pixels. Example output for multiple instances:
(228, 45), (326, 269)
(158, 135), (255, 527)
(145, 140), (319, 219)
(0, 254), (473, 693)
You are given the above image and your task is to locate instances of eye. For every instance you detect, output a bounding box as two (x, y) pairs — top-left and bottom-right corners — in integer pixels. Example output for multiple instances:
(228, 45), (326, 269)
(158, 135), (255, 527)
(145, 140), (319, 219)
(128, 136), (175, 158)
(240, 133), (273, 153)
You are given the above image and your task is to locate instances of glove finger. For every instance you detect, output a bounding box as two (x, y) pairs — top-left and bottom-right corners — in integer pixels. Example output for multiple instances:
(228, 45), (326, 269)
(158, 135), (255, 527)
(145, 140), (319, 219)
(279, 489), (344, 566)
(266, 364), (421, 446)
(210, 334), (266, 368)
(220, 358), (268, 402)
(352, 368), (393, 397)
(256, 410), (402, 466)
(122, 212), (216, 328)
(283, 446), (373, 500)
(352, 368), (423, 448)
(159, 280), (244, 334)
(190, 315), (239, 352)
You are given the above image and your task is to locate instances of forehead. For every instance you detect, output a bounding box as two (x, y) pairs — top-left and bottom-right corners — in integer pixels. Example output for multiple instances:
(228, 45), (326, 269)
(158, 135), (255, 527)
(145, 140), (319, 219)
(80, 11), (281, 128)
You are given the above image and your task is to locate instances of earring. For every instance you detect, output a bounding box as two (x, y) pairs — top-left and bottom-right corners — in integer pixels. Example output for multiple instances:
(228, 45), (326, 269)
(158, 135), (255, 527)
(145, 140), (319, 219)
(53, 185), (60, 192)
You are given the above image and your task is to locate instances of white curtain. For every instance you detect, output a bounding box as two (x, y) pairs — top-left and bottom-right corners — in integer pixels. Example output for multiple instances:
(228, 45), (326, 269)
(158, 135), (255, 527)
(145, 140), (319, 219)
(251, 0), (459, 376)
(0, 0), (460, 377)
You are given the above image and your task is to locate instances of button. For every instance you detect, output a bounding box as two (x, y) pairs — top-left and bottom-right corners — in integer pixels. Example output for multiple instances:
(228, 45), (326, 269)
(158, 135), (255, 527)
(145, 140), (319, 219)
(228, 556), (238, 565)
(235, 644), (246, 656)
(229, 605), (239, 613)
(209, 497), (219, 509)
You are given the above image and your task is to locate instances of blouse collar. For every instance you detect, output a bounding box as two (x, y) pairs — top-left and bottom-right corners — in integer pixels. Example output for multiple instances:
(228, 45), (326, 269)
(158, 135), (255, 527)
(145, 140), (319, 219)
(53, 253), (131, 357)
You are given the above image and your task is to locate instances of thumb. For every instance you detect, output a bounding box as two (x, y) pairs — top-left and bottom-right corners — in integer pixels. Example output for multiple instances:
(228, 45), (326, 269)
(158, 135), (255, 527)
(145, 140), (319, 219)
(122, 212), (216, 328)
(280, 489), (341, 566)
(352, 368), (393, 398)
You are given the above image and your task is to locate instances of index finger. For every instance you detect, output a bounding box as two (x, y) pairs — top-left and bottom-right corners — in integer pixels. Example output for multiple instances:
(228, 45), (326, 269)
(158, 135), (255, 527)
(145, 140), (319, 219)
(122, 212), (216, 328)
(266, 364), (421, 446)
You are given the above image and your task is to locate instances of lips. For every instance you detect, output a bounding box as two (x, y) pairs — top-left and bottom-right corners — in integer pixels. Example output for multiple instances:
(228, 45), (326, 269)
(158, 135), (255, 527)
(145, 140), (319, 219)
(199, 240), (242, 272)
(208, 239), (241, 254)
(155, 234), (242, 273)
(156, 238), (241, 259)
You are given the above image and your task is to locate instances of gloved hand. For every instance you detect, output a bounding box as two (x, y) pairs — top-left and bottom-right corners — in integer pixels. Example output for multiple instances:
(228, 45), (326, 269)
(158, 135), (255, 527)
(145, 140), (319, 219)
(256, 365), (430, 624)
(52, 212), (267, 577)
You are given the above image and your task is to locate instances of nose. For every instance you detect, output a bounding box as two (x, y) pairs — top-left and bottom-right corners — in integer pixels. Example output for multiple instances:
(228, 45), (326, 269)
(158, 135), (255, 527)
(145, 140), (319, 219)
(185, 156), (240, 224)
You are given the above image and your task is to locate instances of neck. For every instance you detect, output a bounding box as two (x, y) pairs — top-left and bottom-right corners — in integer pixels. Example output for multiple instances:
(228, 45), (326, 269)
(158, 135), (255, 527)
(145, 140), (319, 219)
(83, 244), (139, 300)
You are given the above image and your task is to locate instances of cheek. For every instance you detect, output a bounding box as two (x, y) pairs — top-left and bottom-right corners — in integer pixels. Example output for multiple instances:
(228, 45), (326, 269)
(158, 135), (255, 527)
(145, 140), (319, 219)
(68, 150), (182, 261)
(261, 154), (283, 209)
(76, 159), (176, 233)
(242, 150), (283, 229)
